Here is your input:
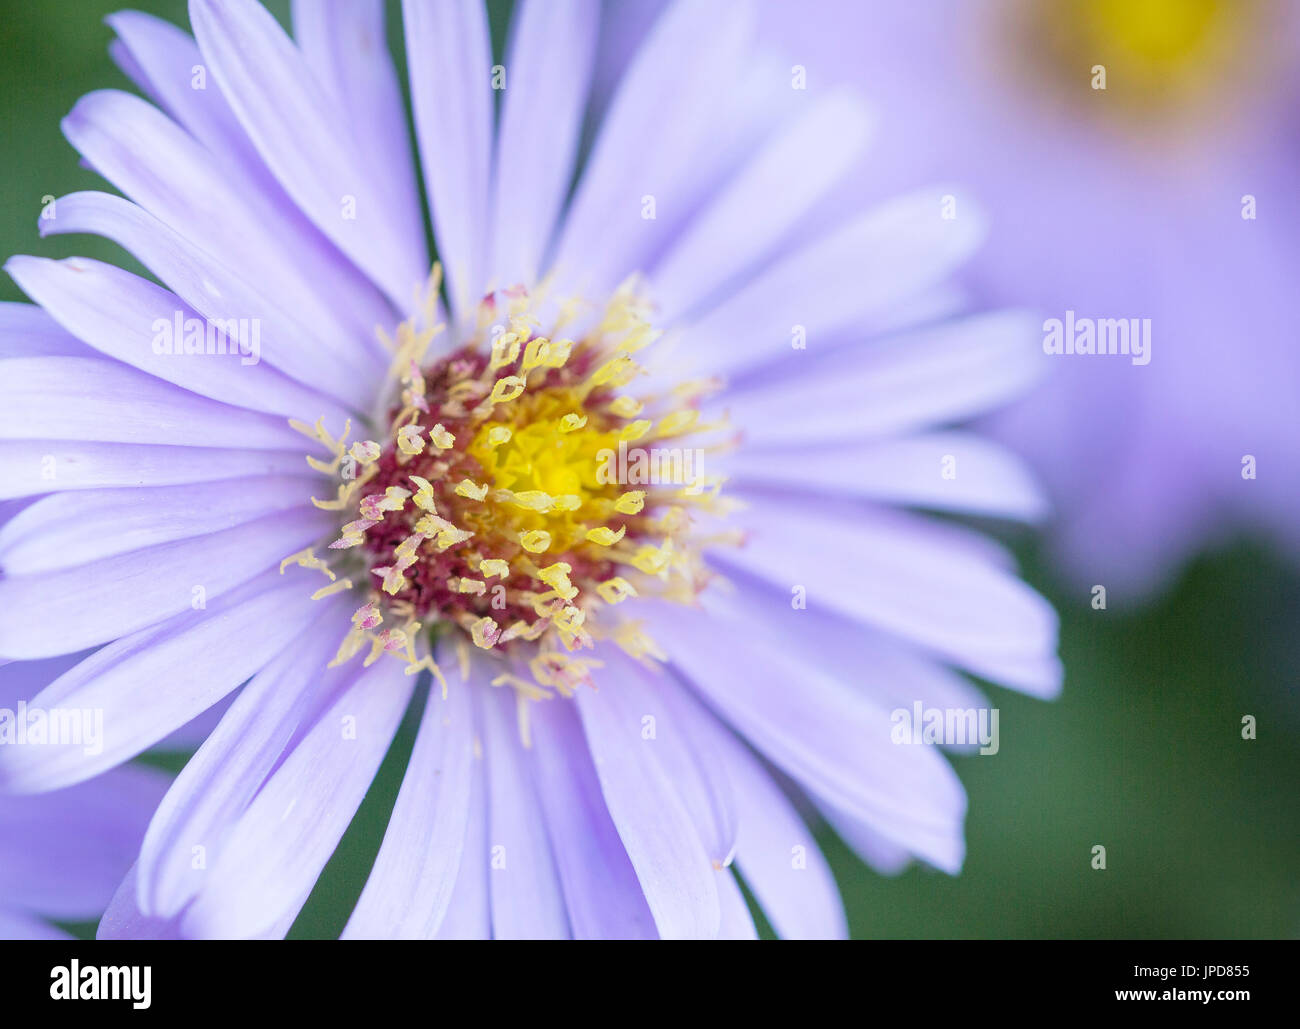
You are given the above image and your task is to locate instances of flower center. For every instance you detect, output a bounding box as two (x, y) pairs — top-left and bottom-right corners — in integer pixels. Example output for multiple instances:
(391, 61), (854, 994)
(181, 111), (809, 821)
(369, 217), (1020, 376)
(1008, 0), (1271, 132)
(281, 275), (735, 696)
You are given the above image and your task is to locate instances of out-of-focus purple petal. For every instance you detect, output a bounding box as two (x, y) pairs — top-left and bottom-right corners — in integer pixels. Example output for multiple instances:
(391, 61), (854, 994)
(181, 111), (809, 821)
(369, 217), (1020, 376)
(97, 864), (183, 940)
(716, 868), (758, 940)
(0, 763), (169, 920)
(674, 188), (987, 383)
(108, 10), (262, 166)
(0, 302), (93, 359)
(709, 573), (990, 715)
(711, 309), (1044, 442)
(0, 650), (91, 710)
(725, 432), (1048, 523)
(550, 0), (757, 296)
(718, 495), (1062, 696)
(647, 594), (969, 872)
(817, 799), (913, 877)
(650, 89), (871, 323)
(0, 908), (70, 940)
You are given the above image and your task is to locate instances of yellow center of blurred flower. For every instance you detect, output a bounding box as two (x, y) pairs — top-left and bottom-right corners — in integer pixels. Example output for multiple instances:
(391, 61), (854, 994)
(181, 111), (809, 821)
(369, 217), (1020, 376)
(1011, 0), (1272, 132)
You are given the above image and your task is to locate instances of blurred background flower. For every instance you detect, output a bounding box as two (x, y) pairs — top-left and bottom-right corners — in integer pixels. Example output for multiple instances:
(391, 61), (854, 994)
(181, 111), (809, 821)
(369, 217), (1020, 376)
(0, 657), (169, 938)
(764, 0), (1300, 600)
(1, 0), (1296, 937)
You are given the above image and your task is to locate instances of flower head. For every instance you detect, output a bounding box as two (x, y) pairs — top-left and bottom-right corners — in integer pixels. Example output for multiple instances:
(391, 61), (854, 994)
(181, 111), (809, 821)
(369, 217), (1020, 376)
(0, 0), (1060, 939)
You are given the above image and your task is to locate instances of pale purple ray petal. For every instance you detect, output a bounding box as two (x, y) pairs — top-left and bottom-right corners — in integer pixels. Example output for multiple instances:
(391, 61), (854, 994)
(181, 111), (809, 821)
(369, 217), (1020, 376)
(488, 0), (598, 288)
(0, 507), (333, 659)
(724, 433), (1048, 523)
(106, 11), (397, 368)
(107, 10), (264, 170)
(136, 599), (351, 917)
(0, 571), (324, 791)
(609, 647), (849, 937)
(97, 864), (183, 940)
(711, 310), (1045, 444)
(178, 658), (413, 939)
(402, 0), (494, 321)
(152, 688), (236, 752)
(672, 188), (987, 382)
(712, 729), (847, 939)
(26, 208), (374, 410)
(0, 442), (309, 501)
(602, 649), (738, 869)
(342, 671), (475, 939)
(432, 742), (491, 940)
(550, 0), (757, 297)
(718, 495), (1063, 696)
(0, 763), (169, 919)
(0, 356), (306, 451)
(11, 251), (355, 420)
(650, 89), (871, 323)
(0, 302), (93, 359)
(585, 0), (667, 130)
(715, 576), (990, 716)
(816, 800), (913, 876)
(188, 0), (425, 310)
(62, 88), (395, 348)
(527, 697), (657, 939)
(643, 654), (848, 938)
(647, 596), (969, 872)
(716, 868), (758, 940)
(0, 650), (89, 710)
(0, 478), (320, 575)
(292, 0), (426, 270)
(478, 685), (569, 939)
(574, 671), (721, 939)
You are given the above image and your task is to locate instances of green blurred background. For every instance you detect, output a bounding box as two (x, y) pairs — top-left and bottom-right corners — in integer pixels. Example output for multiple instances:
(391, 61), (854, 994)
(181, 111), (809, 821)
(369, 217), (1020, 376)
(2, 0), (1296, 939)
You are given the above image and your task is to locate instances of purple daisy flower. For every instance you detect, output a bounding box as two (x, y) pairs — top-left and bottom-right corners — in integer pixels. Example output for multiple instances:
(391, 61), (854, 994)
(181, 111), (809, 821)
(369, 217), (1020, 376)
(0, 657), (168, 940)
(0, 767), (168, 939)
(0, 0), (1060, 939)
(767, 0), (1300, 598)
